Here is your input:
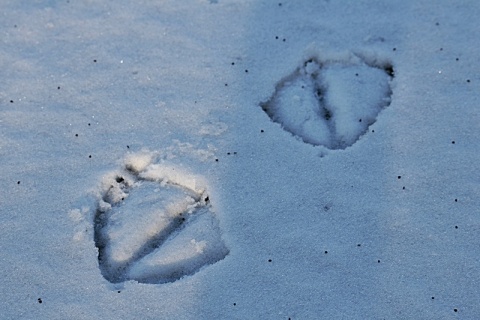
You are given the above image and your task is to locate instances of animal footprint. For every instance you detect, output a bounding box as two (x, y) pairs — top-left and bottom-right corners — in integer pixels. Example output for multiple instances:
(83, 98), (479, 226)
(94, 153), (229, 284)
(261, 54), (394, 149)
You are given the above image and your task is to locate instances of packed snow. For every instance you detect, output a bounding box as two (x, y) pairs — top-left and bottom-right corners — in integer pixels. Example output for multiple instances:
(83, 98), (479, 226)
(95, 154), (227, 284)
(1, 0), (479, 319)
(261, 55), (393, 149)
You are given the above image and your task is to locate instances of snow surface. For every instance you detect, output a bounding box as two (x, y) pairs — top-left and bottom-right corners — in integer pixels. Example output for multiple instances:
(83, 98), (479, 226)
(95, 155), (228, 285)
(1, 0), (480, 319)
(261, 56), (393, 149)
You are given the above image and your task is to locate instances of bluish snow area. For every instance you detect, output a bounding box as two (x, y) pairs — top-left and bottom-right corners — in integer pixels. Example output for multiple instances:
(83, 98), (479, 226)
(1, 1), (479, 319)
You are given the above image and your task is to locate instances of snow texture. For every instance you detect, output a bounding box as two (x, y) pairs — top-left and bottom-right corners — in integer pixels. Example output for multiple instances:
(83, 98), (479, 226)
(1, 0), (480, 319)
(261, 55), (393, 149)
(95, 153), (228, 284)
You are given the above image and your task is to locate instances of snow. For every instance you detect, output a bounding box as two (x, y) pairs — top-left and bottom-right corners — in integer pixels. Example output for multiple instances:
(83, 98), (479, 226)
(261, 55), (393, 149)
(128, 211), (228, 284)
(94, 156), (226, 285)
(1, 0), (480, 319)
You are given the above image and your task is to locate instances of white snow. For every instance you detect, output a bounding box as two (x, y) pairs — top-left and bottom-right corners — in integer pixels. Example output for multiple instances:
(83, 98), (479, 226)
(262, 56), (393, 149)
(102, 181), (195, 265)
(1, 0), (480, 319)
(124, 152), (155, 174)
(128, 211), (228, 284)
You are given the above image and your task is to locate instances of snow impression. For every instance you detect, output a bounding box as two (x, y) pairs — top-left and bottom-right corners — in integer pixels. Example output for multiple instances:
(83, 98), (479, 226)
(261, 54), (394, 149)
(94, 152), (229, 284)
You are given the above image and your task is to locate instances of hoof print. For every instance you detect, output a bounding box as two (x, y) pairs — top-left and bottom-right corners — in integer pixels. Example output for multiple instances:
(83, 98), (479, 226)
(94, 155), (228, 284)
(261, 54), (394, 149)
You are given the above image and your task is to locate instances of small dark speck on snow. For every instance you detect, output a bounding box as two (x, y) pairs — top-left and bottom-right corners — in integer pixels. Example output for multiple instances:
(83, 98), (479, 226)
(37, 298), (42, 304)
(17, 181), (20, 184)
(268, 259), (272, 262)
(10, 100), (14, 103)
(397, 175), (401, 179)
(385, 65), (394, 77)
